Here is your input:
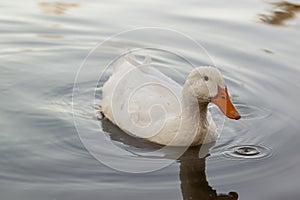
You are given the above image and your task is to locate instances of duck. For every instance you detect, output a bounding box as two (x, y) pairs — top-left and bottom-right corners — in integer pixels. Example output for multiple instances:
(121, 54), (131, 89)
(101, 54), (241, 146)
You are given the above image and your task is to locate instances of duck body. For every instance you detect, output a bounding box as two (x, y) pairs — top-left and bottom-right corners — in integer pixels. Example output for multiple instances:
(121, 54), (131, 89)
(101, 55), (240, 146)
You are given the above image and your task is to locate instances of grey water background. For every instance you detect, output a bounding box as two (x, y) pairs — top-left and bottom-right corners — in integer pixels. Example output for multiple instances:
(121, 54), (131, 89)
(1, 0), (300, 199)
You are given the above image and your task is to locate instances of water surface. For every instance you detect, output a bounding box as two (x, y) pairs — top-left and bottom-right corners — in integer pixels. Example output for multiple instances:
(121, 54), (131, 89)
(1, 0), (300, 199)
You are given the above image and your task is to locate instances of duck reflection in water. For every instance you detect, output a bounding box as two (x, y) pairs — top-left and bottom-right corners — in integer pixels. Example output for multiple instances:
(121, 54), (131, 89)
(101, 118), (238, 200)
(179, 147), (238, 200)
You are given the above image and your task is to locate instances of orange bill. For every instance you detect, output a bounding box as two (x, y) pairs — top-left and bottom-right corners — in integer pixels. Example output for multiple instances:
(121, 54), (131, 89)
(211, 86), (241, 120)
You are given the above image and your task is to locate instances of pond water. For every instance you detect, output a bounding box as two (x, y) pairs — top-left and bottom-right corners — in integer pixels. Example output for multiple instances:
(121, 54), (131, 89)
(1, 0), (300, 199)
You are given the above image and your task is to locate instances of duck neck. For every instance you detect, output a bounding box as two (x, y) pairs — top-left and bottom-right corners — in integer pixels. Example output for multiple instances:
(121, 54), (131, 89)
(181, 85), (209, 131)
(198, 101), (209, 130)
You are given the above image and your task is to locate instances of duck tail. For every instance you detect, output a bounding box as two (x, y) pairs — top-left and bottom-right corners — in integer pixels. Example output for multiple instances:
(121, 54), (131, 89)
(124, 53), (152, 67)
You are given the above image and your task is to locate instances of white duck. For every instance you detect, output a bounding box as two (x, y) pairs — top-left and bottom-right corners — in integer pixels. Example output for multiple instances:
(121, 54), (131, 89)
(101, 54), (240, 146)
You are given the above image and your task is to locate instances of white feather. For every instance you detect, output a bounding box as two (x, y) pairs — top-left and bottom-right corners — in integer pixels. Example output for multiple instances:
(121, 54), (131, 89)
(102, 55), (220, 146)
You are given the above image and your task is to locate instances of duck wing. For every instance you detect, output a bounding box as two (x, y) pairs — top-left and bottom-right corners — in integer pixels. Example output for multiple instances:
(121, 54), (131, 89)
(101, 55), (182, 138)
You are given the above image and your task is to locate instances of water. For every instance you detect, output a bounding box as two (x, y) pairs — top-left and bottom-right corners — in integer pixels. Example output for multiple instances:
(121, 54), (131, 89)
(1, 0), (300, 199)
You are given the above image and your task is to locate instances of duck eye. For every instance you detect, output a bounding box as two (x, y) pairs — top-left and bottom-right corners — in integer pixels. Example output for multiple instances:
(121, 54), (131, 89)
(204, 76), (209, 81)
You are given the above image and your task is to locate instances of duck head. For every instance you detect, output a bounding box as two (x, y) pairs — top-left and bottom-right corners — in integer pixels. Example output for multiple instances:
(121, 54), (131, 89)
(186, 67), (241, 120)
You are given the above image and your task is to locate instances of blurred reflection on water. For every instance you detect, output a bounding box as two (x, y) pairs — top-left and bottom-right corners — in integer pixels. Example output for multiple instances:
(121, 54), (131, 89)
(259, 1), (300, 26)
(38, 1), (79, 15)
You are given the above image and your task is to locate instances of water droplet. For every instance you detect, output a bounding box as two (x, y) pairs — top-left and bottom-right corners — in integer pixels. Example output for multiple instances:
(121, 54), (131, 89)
(223, 145), (272, 159)
(234, 146), (260, 156)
